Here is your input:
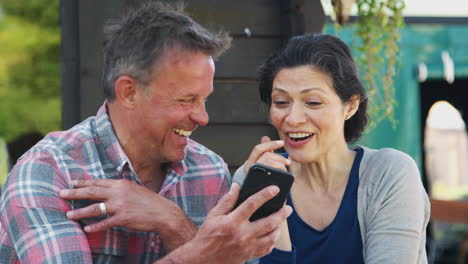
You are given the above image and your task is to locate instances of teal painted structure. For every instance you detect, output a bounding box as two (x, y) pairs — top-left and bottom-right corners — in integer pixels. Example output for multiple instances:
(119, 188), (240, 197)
(325, 24), (468, 170)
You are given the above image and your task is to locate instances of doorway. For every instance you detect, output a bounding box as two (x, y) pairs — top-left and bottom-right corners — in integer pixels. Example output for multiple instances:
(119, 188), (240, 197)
(420, 79), (468, 264)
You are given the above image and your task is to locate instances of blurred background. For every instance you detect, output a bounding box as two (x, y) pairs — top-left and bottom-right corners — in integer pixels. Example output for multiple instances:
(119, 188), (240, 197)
(0, 0), (466, 263)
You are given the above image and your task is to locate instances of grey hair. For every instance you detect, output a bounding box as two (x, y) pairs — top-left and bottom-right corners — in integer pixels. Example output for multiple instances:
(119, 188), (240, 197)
(102, 1), (231, 100)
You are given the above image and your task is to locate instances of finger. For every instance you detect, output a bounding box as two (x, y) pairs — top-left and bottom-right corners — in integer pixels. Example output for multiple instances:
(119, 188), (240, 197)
(252, 226), (282, 257)
(253, 246), (276, 259)
(208, 183), (240, 217)
(83, 217), (118, 233)
(60, 185), (109, 200)
(249, 205), (292, 237)
(244, 140), (285, 173)
(257, 152), (291, 169)
(232, 185), (279, 220)
(255, 160), (288, 171)
(71, 179), (115, 188)
(248, 140), (284, 162)
(260, 136), (272, 144)
(66, 202), (110, 220)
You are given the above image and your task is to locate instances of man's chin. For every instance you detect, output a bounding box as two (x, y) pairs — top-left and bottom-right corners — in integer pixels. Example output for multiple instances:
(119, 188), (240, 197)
(164, 148), (188, 164)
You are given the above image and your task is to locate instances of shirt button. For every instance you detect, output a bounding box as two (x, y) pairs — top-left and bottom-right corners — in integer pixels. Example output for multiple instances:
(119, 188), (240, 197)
(151, 241), (155, 248)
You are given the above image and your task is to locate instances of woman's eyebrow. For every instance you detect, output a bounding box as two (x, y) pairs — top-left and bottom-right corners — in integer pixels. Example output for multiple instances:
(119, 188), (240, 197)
(272, 87), (324, 94)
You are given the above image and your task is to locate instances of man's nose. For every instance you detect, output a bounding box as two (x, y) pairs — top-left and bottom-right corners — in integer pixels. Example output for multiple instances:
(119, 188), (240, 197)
(191, 102), (209, 126)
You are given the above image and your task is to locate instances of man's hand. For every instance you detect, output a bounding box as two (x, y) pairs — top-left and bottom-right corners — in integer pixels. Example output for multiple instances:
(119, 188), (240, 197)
(60, 179), (196, 252)
(157, 183), (293, 264)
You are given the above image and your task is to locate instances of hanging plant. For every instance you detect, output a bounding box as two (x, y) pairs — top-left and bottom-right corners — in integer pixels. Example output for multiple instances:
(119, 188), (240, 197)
(331, 0), (405, 129)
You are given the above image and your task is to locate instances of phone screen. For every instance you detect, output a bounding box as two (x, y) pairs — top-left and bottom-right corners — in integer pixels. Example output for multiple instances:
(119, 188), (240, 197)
(234, 163), (294, 221)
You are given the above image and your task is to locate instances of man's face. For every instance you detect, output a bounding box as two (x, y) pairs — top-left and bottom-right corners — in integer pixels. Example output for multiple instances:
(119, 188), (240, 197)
(134, 50), (214, 164)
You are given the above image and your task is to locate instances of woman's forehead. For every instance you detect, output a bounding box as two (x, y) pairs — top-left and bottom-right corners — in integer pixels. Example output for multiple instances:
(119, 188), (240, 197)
(272, 66), (334, 94)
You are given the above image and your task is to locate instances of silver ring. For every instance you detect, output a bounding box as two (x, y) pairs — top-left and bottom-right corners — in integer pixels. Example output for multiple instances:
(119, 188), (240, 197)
(99, 202), (107, 216)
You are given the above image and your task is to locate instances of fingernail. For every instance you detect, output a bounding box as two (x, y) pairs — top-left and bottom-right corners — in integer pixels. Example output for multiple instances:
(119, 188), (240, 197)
(269, 185), (280, 195)
(60, 190), (68, 197)
(286, 205), (293, 216)
(286, 159), (291, 165)
(71, 180), (78, 185)
(66, 211), (73, 218)
(276, 140), (284, 146)
(84, 226), (90, 232)
(229, 183), (239, 195)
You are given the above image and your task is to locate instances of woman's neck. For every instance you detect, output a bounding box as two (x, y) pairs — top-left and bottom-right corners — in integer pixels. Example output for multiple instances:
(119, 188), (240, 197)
(289, 147), (356, 193)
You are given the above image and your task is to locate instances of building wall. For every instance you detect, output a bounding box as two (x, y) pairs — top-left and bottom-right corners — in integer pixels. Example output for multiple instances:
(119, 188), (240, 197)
(61, 0), (325, 172)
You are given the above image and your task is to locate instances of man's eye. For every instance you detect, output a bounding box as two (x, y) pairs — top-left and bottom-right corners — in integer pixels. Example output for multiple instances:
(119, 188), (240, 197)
(179, 98), (195, 103)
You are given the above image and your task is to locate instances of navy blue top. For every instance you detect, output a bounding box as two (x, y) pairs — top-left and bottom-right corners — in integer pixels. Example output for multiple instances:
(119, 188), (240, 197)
(260, 148), (364, 264)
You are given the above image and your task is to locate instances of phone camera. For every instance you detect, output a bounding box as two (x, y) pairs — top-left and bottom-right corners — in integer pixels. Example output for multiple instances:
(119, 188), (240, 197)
(253, 166), (266, 173)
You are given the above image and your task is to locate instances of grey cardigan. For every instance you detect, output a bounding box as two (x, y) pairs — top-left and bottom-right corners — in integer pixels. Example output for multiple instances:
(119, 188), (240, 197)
(234, 146), (430, 264)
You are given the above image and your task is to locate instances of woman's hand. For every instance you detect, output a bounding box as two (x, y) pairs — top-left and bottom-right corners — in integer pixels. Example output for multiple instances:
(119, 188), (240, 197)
(244, 136), (291, 173)
(242, 136), (293, 253)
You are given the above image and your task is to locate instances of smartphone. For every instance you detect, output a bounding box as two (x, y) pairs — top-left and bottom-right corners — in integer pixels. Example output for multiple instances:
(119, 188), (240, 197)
(234, 163), (294, 221)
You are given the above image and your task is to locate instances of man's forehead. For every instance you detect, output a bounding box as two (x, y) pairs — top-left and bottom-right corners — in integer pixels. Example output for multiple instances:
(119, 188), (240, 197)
(163, 48), (211, 66)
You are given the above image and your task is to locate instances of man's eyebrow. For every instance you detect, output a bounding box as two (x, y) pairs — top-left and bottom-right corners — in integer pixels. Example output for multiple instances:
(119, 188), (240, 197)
(181, 91), (213, 98)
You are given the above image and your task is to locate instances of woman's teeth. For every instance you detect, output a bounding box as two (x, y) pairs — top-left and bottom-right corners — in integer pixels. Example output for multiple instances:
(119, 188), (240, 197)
(173, 128), (192, 137)
(288, 132), (312, 138)
(288, 132), (313, 141)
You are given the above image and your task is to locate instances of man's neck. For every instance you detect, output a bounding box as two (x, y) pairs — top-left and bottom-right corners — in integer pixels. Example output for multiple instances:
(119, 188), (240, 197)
(107, 102), (166, 191)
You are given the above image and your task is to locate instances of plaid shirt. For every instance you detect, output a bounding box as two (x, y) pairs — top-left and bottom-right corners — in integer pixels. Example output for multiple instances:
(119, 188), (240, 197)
(0, 103), (231, 263)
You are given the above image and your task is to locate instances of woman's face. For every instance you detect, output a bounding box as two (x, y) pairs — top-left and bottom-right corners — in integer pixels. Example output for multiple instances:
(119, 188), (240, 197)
(270, 66), (354, 163)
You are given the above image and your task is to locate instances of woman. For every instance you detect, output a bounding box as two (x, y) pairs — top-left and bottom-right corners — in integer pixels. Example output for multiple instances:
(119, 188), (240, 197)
(234, 34), (430, 263)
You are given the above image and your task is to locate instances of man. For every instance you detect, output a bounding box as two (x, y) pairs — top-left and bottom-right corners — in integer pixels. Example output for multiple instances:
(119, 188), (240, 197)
(0, 2), (291, 263)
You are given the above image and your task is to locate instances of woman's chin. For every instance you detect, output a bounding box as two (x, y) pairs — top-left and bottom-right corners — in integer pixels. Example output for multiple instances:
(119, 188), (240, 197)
(286, 150), (318, 164)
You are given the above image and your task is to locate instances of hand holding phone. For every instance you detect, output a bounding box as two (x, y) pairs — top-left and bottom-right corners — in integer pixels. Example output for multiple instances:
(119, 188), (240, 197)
(234, 163), (294, 221)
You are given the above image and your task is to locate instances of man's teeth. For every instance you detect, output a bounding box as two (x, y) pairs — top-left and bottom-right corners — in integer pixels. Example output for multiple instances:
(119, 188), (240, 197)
(288, 132), (313, 139)
(173, 128), (192, 137)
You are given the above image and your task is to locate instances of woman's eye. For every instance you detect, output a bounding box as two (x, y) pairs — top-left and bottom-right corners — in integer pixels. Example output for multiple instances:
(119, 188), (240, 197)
(306, 101), (321, 106)
(273, 101), (289, 106)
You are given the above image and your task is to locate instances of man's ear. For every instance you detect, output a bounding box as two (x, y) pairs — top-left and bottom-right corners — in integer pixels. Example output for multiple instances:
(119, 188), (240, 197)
(344, 95), (360, 120)
(114, 76), (138, 109)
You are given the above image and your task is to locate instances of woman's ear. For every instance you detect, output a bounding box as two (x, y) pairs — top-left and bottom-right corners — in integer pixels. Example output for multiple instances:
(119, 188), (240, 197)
(114, 76), (138, 109)
(344, 95), (360, 120)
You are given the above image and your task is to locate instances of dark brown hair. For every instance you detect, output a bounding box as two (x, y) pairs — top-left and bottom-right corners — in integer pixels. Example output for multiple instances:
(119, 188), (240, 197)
(258, 34), (368, 143)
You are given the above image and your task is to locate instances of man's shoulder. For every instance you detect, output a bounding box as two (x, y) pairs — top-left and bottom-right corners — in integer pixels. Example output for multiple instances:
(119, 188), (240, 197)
(185, 139), (227, 169)
(186, 139), (223, 159)
(17, 117), (98, 166)
(40, 117), (96, 152)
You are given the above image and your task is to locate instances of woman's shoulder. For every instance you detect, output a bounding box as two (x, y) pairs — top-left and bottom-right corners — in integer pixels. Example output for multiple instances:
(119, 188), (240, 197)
(357, 146), (421, 187)
(359, 146), (417, 170)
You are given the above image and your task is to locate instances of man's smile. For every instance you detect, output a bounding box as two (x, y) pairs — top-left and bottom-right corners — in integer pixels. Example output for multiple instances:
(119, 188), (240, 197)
(172, 128), (193, 137)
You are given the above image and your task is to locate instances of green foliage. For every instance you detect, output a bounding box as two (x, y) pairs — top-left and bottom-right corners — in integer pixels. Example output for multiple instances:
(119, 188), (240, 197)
(331, 0), (405, 130)
(355, 0), (405, 129)
(0, 0), (61, 142)
(0, 137), (8, 184)
(0, 0), (59, 28)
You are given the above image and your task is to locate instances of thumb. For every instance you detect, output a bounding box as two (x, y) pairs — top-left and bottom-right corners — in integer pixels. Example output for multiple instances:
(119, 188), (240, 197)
(260, 136), (272, 144)
(208, 183), (240, 217)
